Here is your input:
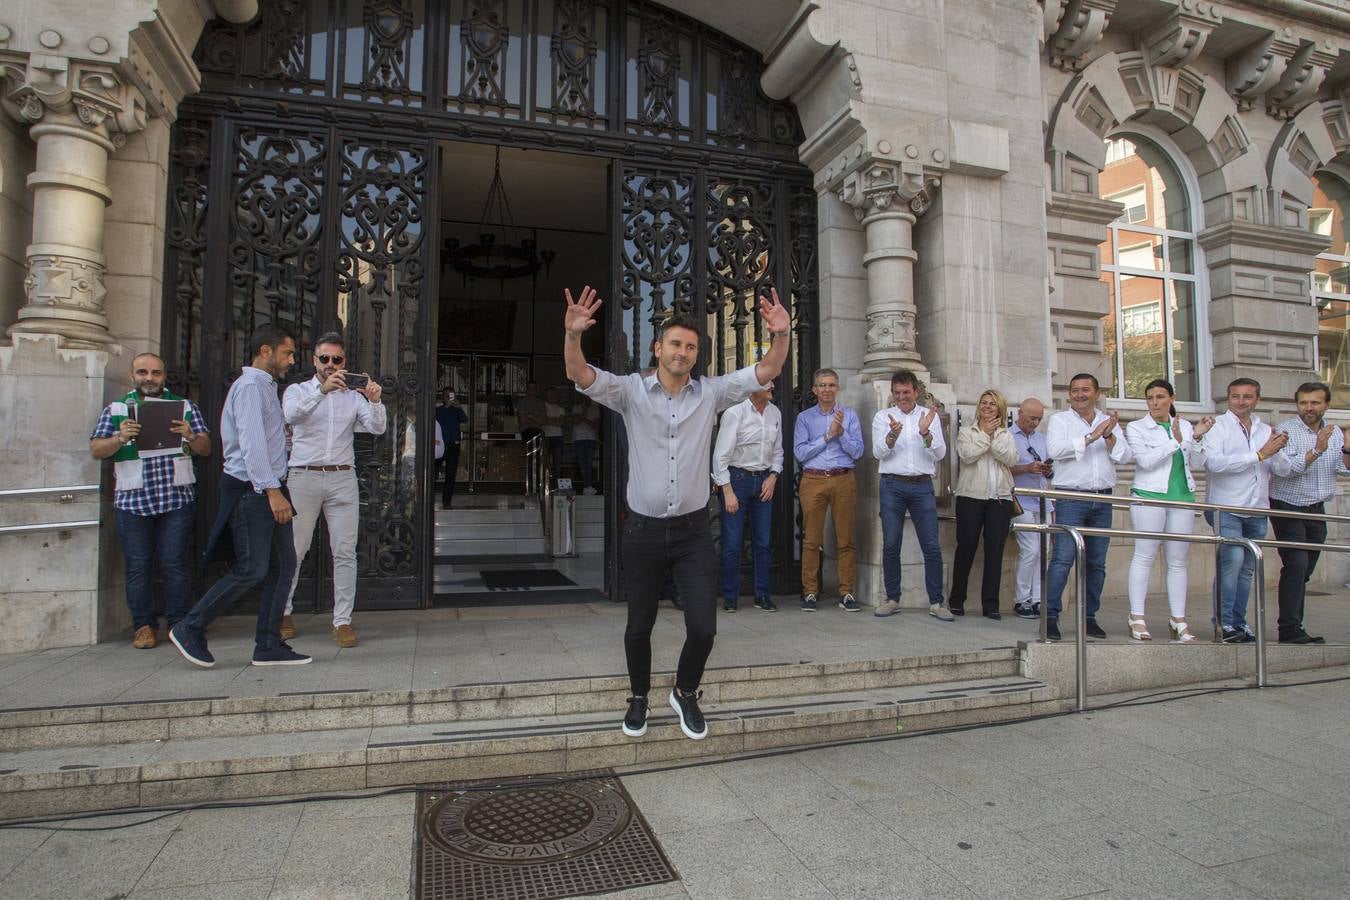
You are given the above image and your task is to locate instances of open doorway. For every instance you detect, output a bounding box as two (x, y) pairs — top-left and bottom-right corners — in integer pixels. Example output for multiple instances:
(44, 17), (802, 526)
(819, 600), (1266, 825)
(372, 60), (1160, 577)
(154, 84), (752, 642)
(430, 141), (610, 603)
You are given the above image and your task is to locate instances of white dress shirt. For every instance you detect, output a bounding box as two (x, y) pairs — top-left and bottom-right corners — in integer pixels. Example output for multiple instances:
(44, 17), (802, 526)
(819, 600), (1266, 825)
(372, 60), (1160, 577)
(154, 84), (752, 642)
(871, 404), (947, 475)
(712, 398), (783, 486)
(1046, 408), (1133, 490)
(1204, 410), (1292, 512)
(283, 377), (387, 467)
(581, 362), (766, 517)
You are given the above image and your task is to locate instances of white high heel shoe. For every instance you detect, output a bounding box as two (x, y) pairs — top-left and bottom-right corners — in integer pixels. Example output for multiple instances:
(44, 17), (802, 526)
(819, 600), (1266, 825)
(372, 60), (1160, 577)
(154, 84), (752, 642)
(1128, 615), (1151, 641)
(1169, 618), (1198, 643)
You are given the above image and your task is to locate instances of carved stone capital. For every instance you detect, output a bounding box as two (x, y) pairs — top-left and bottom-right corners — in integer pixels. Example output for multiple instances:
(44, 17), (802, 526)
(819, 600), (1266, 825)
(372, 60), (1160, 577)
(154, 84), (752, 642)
(1047, 0), (1117, 72)
(1227, 33), (1339, 120)
(0, 54), (147, 144)
(837, 160), (941, 222)
(1141, 7), (1220, 70)
(1266, 39), (1338, 121)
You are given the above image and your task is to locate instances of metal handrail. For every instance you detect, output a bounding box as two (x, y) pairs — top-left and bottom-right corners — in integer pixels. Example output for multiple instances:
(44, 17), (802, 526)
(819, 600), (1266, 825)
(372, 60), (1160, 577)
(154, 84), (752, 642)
(0, 520), (100, 536)
(1014, 486), (1350, 524)
(1013, 521), (1270, 711)
(0, 485), (100, 499)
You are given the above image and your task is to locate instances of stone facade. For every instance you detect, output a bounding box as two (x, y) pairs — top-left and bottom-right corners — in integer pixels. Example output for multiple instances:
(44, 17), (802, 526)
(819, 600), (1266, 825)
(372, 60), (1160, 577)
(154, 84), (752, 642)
(0, 0), (1347, 649)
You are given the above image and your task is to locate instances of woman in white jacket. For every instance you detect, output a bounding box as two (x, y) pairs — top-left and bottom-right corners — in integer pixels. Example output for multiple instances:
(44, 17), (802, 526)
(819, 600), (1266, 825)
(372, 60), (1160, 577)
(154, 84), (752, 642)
(1123, 379), (1214, 642)
(949, 389), (1020, 618)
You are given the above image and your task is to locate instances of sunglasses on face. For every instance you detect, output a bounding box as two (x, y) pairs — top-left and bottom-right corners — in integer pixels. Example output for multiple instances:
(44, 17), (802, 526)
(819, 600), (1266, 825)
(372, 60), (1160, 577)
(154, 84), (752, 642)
(316, 355), (345, 365)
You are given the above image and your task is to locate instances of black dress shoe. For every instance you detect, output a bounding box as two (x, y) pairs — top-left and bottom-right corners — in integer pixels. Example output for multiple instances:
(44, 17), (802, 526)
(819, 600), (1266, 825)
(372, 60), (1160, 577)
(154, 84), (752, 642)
(754, 595), (778, 612)
(983, 610), (1002, 620)
(1086, 617), (1107, 639)
(1279, 631), (1313, 644)
(1045, 619), (1061, 641)
(949, 604), (966, 617)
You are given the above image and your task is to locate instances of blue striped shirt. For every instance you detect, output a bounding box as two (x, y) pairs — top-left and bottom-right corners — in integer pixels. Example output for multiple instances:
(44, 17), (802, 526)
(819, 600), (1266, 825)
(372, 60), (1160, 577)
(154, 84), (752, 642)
(221, 367), (289, 492)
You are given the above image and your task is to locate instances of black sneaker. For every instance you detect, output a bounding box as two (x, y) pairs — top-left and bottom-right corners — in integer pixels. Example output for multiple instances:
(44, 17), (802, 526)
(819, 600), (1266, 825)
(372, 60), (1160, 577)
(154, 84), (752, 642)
(839, 593), (861, 611)
(1045, 619), (1061, 642)
(251, 643), (313, 666)
(722, 598), (738, 612)
(622, 696), (648, 737)
(754, 595), (778, 612)
(801, 593), (818, 611)
(169, 624), (214, 669)
(1086, 617), (1107, 639)
(669, 688), (708, 740)
(1014, 603), (1038, 619)
(1221, 627), (1244, 643)
(1279, 631), (1313, 644)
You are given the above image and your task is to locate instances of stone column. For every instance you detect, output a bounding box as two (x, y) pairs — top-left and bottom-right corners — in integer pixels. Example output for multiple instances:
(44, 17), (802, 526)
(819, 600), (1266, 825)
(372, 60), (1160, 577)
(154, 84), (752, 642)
(837, 160), (939, 379)
(1, 56), (146, 348)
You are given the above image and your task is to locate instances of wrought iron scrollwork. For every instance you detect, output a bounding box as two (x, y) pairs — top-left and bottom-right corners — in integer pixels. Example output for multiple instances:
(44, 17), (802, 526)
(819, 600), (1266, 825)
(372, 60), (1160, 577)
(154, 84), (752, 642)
(636, 10), (681, 133)
(549, 0), (599, 120)
(714, 48), (756, 143)
(260, 0), (311, 82)
(788, 184), (819, 407)
(164, 119), (211, 397)
(706, 179), (775, 373)
(460, 0), (510, 106)
(620, 170), (695, 369)
(359, 0), (417, 100)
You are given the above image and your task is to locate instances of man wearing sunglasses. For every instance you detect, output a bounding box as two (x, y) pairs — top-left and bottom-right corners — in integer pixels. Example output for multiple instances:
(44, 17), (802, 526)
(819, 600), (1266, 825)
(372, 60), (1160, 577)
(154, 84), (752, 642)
(280, 332), (386, 648)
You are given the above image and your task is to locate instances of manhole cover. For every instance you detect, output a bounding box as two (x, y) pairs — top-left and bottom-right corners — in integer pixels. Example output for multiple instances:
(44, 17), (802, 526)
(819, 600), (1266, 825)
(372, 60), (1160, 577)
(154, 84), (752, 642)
(415, 770), (677, 899)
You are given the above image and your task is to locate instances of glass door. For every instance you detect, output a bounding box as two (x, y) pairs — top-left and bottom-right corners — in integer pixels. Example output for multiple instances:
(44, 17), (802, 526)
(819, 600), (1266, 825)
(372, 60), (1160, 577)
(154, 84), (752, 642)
(437, 352), (530, 492)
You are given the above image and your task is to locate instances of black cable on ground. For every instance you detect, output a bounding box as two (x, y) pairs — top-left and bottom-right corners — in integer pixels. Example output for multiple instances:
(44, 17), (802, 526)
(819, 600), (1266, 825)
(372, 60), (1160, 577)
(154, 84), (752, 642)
(4, 670), (1349, 833)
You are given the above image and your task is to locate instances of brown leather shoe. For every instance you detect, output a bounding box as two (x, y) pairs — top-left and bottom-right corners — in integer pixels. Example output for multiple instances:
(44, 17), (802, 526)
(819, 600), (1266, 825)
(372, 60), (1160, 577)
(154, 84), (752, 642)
(132, 625), (157, 649)
(279, 615), (296, 640)
(332, 624), (357, 648)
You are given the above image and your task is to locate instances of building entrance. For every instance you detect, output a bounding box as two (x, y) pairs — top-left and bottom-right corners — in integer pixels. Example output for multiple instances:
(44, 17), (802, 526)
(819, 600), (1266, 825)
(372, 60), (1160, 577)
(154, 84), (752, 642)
(161, 0), (820, 612)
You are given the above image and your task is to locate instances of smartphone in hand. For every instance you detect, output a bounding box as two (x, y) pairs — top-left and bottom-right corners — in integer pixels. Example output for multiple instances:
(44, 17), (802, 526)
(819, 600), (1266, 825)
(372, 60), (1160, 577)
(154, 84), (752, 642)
(344, 373), (370, 390)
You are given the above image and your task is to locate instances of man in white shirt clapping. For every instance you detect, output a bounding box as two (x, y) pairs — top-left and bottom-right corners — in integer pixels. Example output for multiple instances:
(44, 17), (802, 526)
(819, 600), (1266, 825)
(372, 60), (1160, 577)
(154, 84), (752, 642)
(1043, 373), (1133, 641)
(280, 332), (387, 648)
(713, 384), (783, 612)
(1204, 377), (1291, 642)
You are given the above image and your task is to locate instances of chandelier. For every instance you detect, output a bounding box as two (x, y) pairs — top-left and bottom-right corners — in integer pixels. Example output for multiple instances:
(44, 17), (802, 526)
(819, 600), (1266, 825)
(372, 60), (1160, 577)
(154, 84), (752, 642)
(445, 146), (555, 284)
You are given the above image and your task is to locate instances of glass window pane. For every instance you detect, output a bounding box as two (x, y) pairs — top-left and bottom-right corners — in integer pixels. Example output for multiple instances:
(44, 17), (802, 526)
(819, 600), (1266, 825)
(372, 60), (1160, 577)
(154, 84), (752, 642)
(1113, 231), (1164, 271)
(1100, 273), (1120, 399)
(1318, 298), (1350, 408)
(1170, 281), (1197, 402)
(1119, 275), (1167, 399)
(1100, 136), (1190, 231)
(1167, 236), (1194, 275)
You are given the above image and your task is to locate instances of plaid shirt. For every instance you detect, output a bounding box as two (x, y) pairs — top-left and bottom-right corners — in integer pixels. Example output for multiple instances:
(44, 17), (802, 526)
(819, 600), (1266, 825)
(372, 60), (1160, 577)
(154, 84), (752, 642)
(90, 400), (209, 516)
(1268, 417), (1350, 507)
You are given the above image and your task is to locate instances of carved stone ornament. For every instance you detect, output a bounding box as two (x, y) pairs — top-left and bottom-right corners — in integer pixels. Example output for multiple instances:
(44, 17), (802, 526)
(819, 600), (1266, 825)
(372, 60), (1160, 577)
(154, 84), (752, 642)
(1227, 34), (1339, 120)
(1047, 0), (1118, 72)
(866, 309), (916, 354)
(837, 160), (940, 222)
(0, 54), (147, 142)
(1140, 7), (1220, 70)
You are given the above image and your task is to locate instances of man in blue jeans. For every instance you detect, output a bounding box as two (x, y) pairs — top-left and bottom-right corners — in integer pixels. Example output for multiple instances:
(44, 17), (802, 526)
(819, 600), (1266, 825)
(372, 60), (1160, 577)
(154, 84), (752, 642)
(1043, 374), (1133, 641)
(1203, 377), (1291, 641)
(90, 352), (212, 648)
(870, 370), (949, 619)
(169, 323), (312, 669)
(713, 384), (783, 612)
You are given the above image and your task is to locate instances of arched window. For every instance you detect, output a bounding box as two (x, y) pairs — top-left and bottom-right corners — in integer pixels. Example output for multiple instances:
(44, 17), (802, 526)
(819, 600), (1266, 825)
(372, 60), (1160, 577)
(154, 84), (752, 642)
(1098, 136), (1203, 402)
(1310, 172), (1350, 407)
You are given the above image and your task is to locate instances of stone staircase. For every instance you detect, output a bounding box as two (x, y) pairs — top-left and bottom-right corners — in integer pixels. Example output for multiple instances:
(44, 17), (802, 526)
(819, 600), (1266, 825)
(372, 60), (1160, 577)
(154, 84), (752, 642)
(0, 648), (1062, 819)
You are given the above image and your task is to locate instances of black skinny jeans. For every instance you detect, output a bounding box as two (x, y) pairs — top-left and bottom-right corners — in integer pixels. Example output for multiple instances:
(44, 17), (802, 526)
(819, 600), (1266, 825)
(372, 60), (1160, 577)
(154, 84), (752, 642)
(620, 510), (718, 697)
(1269, 498), (1326, 637)
(949, 496), (1015, 614)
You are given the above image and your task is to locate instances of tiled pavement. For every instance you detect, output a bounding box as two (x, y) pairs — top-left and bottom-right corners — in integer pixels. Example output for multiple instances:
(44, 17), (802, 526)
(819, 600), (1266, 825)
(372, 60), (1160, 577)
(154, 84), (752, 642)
(2, 666), (1348, 898)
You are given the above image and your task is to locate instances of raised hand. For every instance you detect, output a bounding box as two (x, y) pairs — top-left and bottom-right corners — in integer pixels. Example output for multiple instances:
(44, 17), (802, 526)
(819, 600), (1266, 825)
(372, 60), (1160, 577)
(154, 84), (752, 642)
(919, 404), (938, 435)
(362, 378), (383, 404)
(564, 286), (603, 335)
(758, 287), (790, 335)
(1171, 416), (1184, 444)
(1259, 430), (1288, 459)
(321, 369), (347, 394)
(1193, 415), (1216, 439)
(1316, 423), (1335, 454)
(887, 414), (903, 445)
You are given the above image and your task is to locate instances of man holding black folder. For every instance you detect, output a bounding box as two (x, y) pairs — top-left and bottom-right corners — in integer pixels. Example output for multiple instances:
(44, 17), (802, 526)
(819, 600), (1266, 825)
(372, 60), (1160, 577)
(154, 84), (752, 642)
(90, 352), (211, 648)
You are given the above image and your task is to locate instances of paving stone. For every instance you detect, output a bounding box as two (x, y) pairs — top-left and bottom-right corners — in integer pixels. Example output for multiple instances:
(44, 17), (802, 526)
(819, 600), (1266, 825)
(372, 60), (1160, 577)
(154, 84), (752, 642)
(2, 830), (170, 900)
(269, 813), (413, 899)
(621, 766), (755, 836)
(129, 877), (275, 899)
(655, 818), (831, 900)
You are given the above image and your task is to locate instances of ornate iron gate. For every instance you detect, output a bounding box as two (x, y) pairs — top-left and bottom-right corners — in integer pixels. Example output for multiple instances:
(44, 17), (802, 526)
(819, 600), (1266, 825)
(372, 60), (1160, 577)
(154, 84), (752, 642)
(163, 0), (819, 607)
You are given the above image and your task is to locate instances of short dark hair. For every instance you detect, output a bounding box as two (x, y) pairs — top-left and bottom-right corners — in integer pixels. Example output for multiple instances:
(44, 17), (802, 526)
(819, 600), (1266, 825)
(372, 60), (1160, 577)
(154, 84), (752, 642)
(656, 313), (702, 345)
(313, 331), (344, 351)
(1295, 381), (1332, 403)
(891, 370), (921, 391)
(247, 322), (295, 360)
(1069, 373), (1099, 391)
(1227, 377), (1261, 396)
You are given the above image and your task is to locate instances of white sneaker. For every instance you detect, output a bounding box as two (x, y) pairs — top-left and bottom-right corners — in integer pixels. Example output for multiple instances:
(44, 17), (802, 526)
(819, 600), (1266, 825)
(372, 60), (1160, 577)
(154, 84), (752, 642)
(929, 602), (955, 622)
(874, 599), (900, 618)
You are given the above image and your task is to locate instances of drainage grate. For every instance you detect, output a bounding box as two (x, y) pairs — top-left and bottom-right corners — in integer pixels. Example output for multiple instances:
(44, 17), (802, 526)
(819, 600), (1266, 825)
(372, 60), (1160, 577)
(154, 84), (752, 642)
(415, 770), (677, 899)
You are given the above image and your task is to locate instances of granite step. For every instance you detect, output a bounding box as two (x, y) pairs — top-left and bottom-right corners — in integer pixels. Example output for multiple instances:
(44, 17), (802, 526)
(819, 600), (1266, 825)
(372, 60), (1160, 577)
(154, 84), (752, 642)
(0, 649), (1021, 752)
(0, 673), (1061, 819)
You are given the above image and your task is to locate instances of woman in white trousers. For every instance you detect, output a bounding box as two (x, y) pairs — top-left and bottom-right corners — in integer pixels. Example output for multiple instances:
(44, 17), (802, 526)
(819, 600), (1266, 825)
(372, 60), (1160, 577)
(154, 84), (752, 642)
(1123, 379), (1214, 642)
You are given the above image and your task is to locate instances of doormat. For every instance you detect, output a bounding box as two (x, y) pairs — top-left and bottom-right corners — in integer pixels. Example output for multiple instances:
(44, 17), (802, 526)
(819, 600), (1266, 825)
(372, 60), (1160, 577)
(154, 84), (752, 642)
(480, 570), (576, 590)
(414, 771), (677, 900)
(431, 589), (607, 607)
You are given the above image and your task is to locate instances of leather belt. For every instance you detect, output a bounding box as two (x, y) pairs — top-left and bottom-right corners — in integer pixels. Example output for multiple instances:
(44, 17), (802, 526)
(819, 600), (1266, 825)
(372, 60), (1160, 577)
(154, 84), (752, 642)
(803, 468), (853, 477)
(291, 464), (352, 472)
(881, 473), (931, 483)
(730, 466), (770, 475)
(1059, 486), (1112, 494)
